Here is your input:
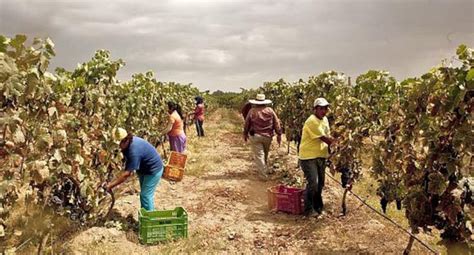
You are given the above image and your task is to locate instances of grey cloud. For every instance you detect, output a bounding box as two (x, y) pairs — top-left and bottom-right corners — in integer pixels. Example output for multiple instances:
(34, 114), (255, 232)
(1, 0), (473, 91)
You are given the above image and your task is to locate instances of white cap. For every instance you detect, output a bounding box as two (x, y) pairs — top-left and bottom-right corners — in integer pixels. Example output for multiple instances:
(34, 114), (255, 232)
(313, 98), (329, 107)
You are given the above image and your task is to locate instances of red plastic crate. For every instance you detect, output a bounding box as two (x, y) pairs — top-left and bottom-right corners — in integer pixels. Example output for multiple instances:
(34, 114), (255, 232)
(267, 185), (304, 215)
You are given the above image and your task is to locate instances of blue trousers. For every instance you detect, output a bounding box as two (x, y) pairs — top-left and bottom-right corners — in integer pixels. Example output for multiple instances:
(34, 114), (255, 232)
(137, 168), (163, 211)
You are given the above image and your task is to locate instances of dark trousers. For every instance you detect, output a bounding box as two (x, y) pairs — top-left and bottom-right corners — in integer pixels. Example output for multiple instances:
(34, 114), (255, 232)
(195, 120), (204, 136)
(300, 158), (326, 213)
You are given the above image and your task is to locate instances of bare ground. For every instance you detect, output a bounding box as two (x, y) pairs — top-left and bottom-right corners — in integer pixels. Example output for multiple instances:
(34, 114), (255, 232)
(61, 109), (444, 254)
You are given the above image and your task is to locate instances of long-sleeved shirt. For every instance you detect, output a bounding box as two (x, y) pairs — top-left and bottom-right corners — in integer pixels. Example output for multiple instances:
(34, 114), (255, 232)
(244, 106), (282, 138)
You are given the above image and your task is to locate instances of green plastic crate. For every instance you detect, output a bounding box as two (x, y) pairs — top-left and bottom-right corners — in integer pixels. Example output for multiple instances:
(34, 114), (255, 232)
(138, 207), (188, 244)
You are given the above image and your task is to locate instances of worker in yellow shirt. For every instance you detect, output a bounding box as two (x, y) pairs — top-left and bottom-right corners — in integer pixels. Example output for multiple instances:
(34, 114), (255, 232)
(299, 98), (335, 217)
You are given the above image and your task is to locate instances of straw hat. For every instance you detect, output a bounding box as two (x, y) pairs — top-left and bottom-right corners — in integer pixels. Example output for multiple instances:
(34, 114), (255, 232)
(249, 94), (272, 105)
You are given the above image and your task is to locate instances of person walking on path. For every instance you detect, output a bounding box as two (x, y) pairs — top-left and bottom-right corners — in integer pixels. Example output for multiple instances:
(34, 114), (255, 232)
(298, 98), (336, 216)
(243, 94), (282, 179)
(162, 101), (187, 153)
(189, 96), (205, 137)
(106, 128), (164, 211)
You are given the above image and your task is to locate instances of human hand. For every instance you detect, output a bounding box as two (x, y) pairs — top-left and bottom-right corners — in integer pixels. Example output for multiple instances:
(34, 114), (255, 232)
(105, 183), (113, 192)
(345, 183), (353, 191)
(103, 181), (113, 193)
(277, 135), (282, 146)
(98, 182), (109, 193)
(155, 137), (162, 147)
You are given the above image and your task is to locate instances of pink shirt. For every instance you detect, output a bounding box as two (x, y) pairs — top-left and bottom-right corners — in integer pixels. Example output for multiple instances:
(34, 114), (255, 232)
(194, 104), (205, 121)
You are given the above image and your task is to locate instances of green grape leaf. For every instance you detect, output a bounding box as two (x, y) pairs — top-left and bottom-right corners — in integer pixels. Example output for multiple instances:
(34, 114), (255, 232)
(10, 34), (27, 49)
(427, 172), (447, 196)
(456, 44), (468, 59)
(12, 128), (25, 144)
(0, 35), (10, 53)
(466, 68), (474, 81)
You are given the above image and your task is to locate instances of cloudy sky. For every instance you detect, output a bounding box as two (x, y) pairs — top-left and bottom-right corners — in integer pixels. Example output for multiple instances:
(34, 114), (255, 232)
(1, 0), (473, 91)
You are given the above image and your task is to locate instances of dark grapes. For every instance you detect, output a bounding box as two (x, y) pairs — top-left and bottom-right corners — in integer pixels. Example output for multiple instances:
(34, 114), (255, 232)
(380, 197), (388, 214)
(396, 199), (402, 210)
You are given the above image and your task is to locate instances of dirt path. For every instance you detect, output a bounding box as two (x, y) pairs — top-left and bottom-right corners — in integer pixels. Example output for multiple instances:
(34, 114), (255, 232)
(65, 109), (435, 254)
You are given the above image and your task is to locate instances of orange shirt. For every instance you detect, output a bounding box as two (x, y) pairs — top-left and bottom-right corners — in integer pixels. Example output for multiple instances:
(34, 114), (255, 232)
(168, 111), (184, 136)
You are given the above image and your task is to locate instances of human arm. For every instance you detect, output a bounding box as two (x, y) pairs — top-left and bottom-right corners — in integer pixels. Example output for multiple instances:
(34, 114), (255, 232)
(160, 115), (174, 135)
(243, 112), (252, 142)
(308, 117), (335, 146)
(320, 136), (336, 146)
(272, 109), (282, 145)
(188, 106), (197, 118)
(162, 123), (173, 135)
(241, 102), (252, 120)
(321, 118), (335, 146)
(106, 171), (133, 191)
(107, 150), (139, 191)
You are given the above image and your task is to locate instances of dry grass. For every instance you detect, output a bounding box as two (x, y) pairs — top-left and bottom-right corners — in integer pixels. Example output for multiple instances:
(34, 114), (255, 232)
(185, 108), (243, 177)
(155, 229), (227, 254)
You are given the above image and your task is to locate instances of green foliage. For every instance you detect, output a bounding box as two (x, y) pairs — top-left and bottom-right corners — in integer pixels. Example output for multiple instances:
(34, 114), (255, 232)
(1, 34), (471, 244)
(209, 90), (242, 108)
(256, 47), (473, 242)
(372, 46), (473, 240)
(0, 35), (201, 231)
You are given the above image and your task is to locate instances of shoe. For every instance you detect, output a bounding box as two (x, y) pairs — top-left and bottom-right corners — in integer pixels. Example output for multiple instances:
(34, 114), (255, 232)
(315, 207), (324, 214)
(258, 172), (269, 181)
(303, 209), (315, 218)
(266, 168), (275, 175)
(316, 211), (326, 219)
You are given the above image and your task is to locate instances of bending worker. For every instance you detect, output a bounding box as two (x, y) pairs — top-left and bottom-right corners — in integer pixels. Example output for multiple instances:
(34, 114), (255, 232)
(106, 128), (163, 211)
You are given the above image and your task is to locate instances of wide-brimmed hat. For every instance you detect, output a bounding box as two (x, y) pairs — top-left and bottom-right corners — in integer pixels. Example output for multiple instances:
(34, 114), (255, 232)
(313, 97), (330, 107)
(249, 94), (272, 105)
(112, 127), (128, 144)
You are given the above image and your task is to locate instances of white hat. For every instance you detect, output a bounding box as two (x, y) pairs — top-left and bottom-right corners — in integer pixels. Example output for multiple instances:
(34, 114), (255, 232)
(112, 127), (128, 143)
(249, 94), (272, 105)
(314, 98), (329, 107)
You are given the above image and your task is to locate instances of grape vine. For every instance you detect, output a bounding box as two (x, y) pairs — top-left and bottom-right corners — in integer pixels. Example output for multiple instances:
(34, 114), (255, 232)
(0, 35), (201, 237)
